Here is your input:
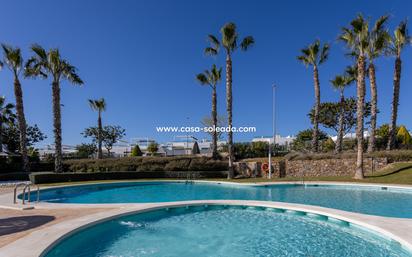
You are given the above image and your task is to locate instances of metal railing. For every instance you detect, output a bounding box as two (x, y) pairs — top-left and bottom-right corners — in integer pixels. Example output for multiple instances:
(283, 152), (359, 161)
(13, 183), (40, 205)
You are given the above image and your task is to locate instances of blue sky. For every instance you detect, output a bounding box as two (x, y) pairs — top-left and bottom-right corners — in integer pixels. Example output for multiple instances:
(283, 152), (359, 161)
(0, 0), (411, 146)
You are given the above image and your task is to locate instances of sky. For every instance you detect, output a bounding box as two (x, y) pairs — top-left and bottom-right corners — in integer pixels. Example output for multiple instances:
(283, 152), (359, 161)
(0, 0), (411, 146)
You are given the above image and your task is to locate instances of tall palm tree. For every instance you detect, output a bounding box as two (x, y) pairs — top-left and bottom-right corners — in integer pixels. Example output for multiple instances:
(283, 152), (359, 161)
(0, 97), (15, 153)
(25, 45), (83, 172)
(297, 40), (330, 152)
(88, 98), (106, 159)
(387, 21), (410, 150)
(205, 22), (254, 179)
(339, 14), (369, 179)
(330, 74), (352, 153)
(196, 64), (222, 159)
(1, 45), (30, 172)
(365, 15), (390, 153)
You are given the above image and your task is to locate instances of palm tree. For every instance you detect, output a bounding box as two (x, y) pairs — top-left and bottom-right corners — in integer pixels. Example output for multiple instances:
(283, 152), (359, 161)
(25, 45), (83, 172)
(365, 16), (390, 153)
(297, 40), (330, 152)
(196, 64), (222, 159)
(387, 21), (410, 150)
(330, 74), (352, 153)
(1, 45), (30, 172)
(88, 98), (106, 159)
(204, 22), (254, 179)
(0, 97), (15, 153)
(339, 14), (369, 179)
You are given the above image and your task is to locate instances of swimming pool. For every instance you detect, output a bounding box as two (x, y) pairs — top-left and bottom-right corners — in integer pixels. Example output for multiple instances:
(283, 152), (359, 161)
(43, 205), (412, 257)
(35, 182), (412, 218)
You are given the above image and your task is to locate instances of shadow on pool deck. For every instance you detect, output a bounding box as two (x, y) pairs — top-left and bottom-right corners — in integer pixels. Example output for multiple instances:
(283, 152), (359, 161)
(0, 215), (55, 236)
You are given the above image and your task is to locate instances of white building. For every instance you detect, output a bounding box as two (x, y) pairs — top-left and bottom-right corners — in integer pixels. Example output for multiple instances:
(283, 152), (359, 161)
(38, 144), (77, 158)
(252, 135), (296, 146)
(330, 131), (370, 142)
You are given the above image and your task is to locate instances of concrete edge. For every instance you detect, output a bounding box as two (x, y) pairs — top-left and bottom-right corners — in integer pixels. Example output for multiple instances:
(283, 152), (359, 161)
(1, 200), (412, 257)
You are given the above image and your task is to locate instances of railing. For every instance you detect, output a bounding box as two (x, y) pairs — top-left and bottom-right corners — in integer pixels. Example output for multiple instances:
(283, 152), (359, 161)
(13, 183), (40, 205)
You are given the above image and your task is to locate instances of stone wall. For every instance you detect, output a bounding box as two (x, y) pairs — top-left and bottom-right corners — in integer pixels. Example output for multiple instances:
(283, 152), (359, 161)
(284, 157), (387, 177)
(235, 157), (387, 178)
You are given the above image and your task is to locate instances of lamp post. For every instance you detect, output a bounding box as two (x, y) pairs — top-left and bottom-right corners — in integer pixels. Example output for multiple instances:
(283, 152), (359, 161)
(186, 117), (190, 155)
(268, 84), (276, 179)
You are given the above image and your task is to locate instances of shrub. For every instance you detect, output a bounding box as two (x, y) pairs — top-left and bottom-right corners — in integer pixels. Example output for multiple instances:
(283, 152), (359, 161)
(63, 156), (228, 172)
(291, 129), (328, 151)
(147, 142), (159, 156)
(322, 138), (335, 152)
(0, 157), (54, 173)
(29, 170), (228, 184)
(369, 150), (412, 162)
(131, 145), (143, 156)
(284, 150), (412, 162)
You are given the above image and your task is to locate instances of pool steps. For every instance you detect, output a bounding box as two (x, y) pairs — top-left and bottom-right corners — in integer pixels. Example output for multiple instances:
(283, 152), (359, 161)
(156, 203), (412, 254)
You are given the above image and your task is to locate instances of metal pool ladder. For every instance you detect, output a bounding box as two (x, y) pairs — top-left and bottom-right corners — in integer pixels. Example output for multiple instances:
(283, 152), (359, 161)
(13, 182), (40, 205)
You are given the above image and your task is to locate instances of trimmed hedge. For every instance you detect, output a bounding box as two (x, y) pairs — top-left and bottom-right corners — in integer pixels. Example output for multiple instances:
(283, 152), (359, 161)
(0, 157), (54, 173)
(0, 172), (30, 181)
(63, 156), (228, 172)
(29, 170), (228, 184)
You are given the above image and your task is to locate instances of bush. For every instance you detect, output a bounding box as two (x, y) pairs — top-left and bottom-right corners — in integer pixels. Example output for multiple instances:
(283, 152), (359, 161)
(63, 156), (228, 172)
(0, 157), (54, 173)
(131, 145), (143, 156)
(369, 150), (412, 162)
(29, 170), (228, 184)
(291, 129), (328, 151)
(284, 150), (412, 162)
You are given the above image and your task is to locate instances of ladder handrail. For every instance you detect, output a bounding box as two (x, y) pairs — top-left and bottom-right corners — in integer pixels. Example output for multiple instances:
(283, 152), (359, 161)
(13, 183), (40, 205)
(13, 183), (28, 204)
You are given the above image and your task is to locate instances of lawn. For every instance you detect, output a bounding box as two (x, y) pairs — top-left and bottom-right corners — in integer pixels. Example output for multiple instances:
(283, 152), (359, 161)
(218, 162), (412, 185)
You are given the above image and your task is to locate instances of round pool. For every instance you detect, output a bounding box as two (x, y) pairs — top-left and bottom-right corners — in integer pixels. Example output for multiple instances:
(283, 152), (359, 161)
(43, 205), (411, 257)
(34, 182), (412, 218)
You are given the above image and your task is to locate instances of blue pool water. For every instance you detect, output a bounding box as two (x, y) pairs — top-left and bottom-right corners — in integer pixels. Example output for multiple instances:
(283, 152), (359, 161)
(36, 182), (412, 218)
(44, 205), (411, 257)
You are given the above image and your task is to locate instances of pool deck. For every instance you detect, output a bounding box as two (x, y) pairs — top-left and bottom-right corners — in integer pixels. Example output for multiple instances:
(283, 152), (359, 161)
(1, 181), (412, 257)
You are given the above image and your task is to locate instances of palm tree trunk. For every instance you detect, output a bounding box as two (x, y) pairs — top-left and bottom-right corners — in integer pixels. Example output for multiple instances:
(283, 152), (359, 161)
(335, 90), (345, 153)
(312, 65), (320, 152)
(367, 63), (377, 153)
(387, 57), (402, 150)
(97, 111), (103, 159)
(226, 53), (234, 179)
(211, 86), (218, 159)
(0, 118), (3, 153)
(355, 56), (366, 179)
(14, 77), (30, 172)
(52, 81), (63, 173)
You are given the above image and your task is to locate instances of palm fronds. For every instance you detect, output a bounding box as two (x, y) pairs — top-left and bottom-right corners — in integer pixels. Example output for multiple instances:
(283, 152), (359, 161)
(297, 39), (329, 67)
(88, 98), (106, 112)
(196, 64), (222, 88)
(1, 44), (23, 76)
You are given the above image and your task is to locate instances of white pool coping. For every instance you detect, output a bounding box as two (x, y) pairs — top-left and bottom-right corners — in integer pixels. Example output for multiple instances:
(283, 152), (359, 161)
(1, 181), (412, 257)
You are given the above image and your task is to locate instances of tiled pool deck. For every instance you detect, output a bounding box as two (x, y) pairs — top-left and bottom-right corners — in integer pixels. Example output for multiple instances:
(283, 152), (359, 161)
(1, 181), (412, 257)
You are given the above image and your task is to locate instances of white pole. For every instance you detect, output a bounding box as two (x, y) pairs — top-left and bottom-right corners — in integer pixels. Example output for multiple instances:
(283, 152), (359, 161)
(273, 84), (276, 156)
(268, 84), (276, 179)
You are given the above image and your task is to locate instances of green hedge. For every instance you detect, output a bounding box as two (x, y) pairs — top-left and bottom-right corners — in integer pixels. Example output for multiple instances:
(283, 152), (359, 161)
(0, 172), (30, 181)
(29, 170), (228, 184)
(0, 157), (54, 173)
(63, 156), (228, 172)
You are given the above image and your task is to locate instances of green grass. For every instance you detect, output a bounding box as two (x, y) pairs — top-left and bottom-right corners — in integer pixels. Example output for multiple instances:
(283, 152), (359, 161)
(219, 162), (412, 185)
(38, 162), (412, 187)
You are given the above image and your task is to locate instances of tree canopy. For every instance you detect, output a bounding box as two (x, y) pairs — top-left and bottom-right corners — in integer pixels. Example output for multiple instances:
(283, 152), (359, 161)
(308, 97), (371, 135)
(82, 125), (125, 156)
